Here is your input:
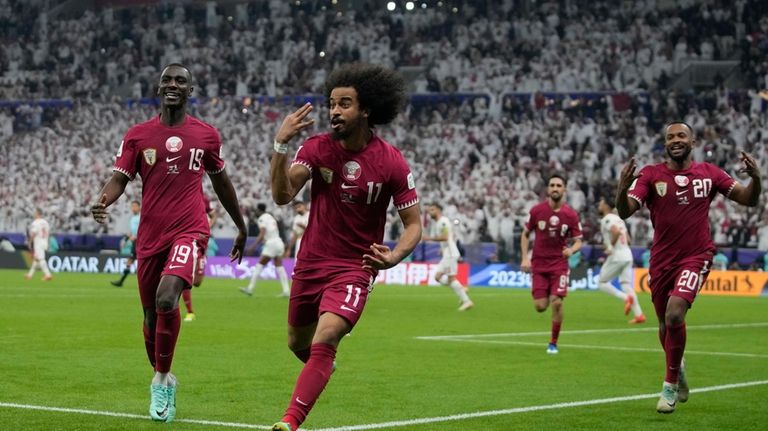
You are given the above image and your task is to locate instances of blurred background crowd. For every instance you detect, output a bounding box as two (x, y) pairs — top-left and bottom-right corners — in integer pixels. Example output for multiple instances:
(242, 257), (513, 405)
(1, 0), (767, 264)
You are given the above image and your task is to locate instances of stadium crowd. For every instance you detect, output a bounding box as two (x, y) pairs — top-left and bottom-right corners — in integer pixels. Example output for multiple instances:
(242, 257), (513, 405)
(1, 0), (767, 263)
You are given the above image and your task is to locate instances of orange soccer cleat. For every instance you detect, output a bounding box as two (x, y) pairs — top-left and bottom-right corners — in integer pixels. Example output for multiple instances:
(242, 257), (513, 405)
(629, 314), (646, 324)
(623, 295), (634, 315)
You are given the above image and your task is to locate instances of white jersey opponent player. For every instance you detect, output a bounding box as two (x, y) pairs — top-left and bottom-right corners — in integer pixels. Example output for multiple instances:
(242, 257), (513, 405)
(424, 203), (473, 310)
(25, 208), (53, 281)
(240, 203), (290, 297)
(597, 197), (645, 323)
(285, 200), (309, 258)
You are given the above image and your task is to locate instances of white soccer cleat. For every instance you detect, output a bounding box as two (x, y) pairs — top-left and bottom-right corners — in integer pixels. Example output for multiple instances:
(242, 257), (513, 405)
(656, 382), (678, 414)
(546, 343), (559, 354)
(458, 301), (474, 311)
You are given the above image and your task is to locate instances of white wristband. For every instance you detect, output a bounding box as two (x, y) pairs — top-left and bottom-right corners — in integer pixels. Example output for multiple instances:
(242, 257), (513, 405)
(273, 140), (289, 154)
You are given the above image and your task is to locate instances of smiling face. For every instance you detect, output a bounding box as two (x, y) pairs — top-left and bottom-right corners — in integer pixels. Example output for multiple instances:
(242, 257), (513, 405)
(329, 86), (367, 140)
(664, 123), (694, 164)
(157, 65), (193, 108)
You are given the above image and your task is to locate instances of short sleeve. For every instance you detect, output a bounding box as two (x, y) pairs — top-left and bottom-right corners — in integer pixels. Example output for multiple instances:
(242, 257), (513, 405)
(524, 208), (535, 231)
(711, 165), (737, 198)
(569, 211), (583, 239)
(390, 151), (419, 210)
(291, 137), (319, 174)
(113, 130), (138, 180)
(203, 128), (225, 174)
(627, 165), (653, 205)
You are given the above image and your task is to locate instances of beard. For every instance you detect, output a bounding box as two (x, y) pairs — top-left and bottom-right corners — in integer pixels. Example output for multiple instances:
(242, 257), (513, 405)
(550, 192), (562, 202)
(666, 145), (691, 163)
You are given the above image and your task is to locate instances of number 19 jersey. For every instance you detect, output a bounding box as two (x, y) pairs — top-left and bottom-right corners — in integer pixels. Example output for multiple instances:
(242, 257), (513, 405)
(113, 115), (224, 258)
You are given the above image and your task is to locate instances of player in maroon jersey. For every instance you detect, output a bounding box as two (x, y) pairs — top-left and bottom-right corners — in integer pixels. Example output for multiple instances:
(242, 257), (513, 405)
(182, 194), (217, 322)
(520, 174), (583, 355)
(267, 64), (422, 431)
(90, 63), (247, 423)
(616, 121), (761, 414)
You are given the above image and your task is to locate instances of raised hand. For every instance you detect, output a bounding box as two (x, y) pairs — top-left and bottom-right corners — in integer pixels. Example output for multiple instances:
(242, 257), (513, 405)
(275, 103), (315, 145)
(739, 151), (760, 179)
(617, 157), (640, 193)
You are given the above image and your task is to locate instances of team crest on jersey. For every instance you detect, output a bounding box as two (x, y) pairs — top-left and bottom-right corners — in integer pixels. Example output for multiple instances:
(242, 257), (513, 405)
(549, 215), (560, 226)
(674, 175), (689, 187)
(654, 181), (667, 197)
(343, 161), (362, 181)
(537, 220), (546, 230)
(166, 136), (183, 153)
(319, 167), (334, 184)
(142, 149), (157, 165)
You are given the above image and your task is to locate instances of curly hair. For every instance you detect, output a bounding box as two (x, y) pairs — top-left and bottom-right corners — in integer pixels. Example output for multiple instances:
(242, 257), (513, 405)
(324, 63), (406, 126)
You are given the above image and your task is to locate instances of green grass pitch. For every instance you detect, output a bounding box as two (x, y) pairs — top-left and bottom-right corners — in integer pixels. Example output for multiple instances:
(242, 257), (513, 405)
(1, 269), (766, 430)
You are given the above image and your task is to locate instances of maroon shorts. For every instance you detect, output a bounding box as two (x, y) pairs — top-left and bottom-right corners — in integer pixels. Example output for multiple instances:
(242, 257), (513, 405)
(649, 252), (712, 317)
(137, 236), (207, 308)
(531, 269), (570, 300)
(288, 269), (375, 328)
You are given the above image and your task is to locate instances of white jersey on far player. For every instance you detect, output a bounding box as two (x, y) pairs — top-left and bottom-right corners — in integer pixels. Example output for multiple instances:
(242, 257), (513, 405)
(600, 213), (633, 262)
(258, 212), (285, 258)
(29, 217), (50, 258)
(434, 216), (460, 259)
(291, 212), (309, 239)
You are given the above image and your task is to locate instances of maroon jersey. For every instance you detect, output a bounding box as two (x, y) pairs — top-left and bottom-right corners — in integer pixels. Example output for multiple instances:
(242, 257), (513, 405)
(525, 202), (583, 272)
(292, 133), (418, 276)
(628, 161), (736, 271)
(113, 115), (224, 258)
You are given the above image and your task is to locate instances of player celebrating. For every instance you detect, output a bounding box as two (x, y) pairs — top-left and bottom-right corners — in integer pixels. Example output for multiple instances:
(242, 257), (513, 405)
(596, 197), (645, 323)
(90, 63), (247, 423)
(239, 203), (290, 297)
(616, 121), (761, 414)
(520, 174), (583, 354)
(423, 202), (473, 311)
(25, 208), (53, 281)
(267, 63), (421, 431)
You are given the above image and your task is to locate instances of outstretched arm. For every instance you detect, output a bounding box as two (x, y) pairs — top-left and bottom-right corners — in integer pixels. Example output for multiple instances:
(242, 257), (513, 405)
(209, 169), (247, 263)
(271, 103), (315, 205)
(91, 172), (130, 224)
(728, 151), (762, 207)
(616, 157), (641, 219)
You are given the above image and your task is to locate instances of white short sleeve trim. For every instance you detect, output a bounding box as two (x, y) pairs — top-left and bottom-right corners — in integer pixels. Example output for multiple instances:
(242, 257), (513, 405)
(627, 193), (643, 205)
(291, 160), (312, 174)
(396, 197), (419, 211)
(723, 181), (737, 198)
(113, 167), (135, 181)
(206, 163), (226, 175)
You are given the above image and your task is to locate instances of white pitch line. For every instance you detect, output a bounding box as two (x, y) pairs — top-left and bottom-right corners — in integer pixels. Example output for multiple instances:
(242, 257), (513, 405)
(3, 380), (767, 430)
(0, 402), (270, 430)
(415, 322), (768, 340)
(310, 380), (768, 431)
(426, 337), (768, 358)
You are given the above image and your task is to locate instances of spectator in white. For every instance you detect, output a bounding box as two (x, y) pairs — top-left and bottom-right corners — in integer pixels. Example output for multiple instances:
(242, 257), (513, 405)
(25, 208), (53, 281)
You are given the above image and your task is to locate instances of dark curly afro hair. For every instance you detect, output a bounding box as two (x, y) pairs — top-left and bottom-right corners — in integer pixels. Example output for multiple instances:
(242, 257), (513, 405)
(324, 63), (406, 126)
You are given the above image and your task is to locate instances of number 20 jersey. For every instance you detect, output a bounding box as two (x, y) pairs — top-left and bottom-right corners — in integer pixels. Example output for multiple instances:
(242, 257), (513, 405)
(627, 161), (736, 272)
(113, 115), (224, 258)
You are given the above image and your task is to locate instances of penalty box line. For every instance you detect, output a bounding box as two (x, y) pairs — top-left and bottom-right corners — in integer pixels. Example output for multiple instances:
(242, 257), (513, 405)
(2, 380), (767, 430)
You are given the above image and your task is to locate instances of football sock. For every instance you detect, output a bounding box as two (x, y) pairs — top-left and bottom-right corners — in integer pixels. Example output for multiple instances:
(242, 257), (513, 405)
(119, 267), (130, 284)
(155, 308), (181, 373)
(181, 289), (193, 313)
(40, 258), (51, 277)
(246, 264), (264, 291)
(284, 343), (337, 428)
(550, 321), (562, 345)
(622, 286), (643, 316)
(664, 323), (686, 384)
(143, 322), (156, 368)
(293, 347), (311, 363)
(450, 279), (470, 302)
(277, 266), (289, 295)
(598, 281), (627, 300)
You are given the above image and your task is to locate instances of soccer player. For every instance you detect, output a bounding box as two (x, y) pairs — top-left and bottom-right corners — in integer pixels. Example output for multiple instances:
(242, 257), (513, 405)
(112, 200), (140, 287)
(616, 121), (761, 414)
(423, 202), (473, 311)
(239, 203), (290, 297)
(520, 174), (583, 354)
(90, 63), (247, 423)
(284, 200), (309, 258)
(267, 63), (421, 431)
(596, 196), (645, 324)
(25, 208), (52, 281)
